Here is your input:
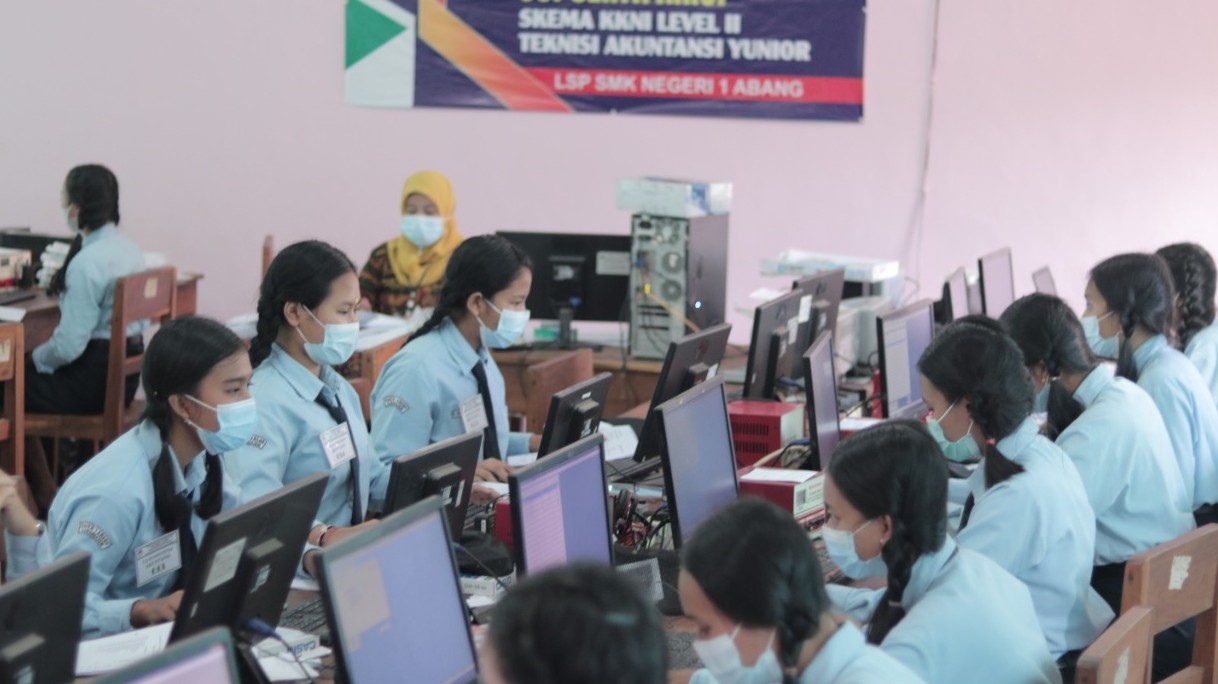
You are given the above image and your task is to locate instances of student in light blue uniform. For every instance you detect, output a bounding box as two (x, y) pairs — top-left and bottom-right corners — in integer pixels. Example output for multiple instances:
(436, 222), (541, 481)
(675, 498), (922, 684)
(4, 317), (253, 636)
(224, 241), (389, 556)
(918, 318), (1111, 666)
(1085, 253), (1218, 527)
(823, 421), (1059, 684)
(1157, 242), (1218, 403)
(372, 235), (538, 483)
(1001, 294), (1195, 614)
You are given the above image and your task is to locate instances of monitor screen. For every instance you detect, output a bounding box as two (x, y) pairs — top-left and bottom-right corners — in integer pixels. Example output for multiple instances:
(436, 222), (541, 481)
(791, 268), (846, 356)
(979, 248), (1015, 317)
(1033, 266), (1056, 296)
(384, 432), (481, 532)
(803, 330), (841, 472)
(117, 643), (233, 684)
(946, 268), (969, 321)
(511, 435), (613, 575)
(0, 552), (89, 684)
(495, 231), (631, 323)
(743, 290), (804, 399)
(657, 376), (739, 547)
(93, 629), (240, 684)
(322, 502), (477, 684)
(877, 301), (936, 419)
(538, 372), (613, 457)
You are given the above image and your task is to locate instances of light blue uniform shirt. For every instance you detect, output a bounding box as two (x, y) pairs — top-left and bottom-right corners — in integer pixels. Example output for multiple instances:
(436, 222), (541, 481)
(371, 318), (530, 466)
(1134, 334), (1218, 509)
(1058, 365), (1194, 564)
(828, 538), (1061, 684)
(1185, 323), (1218, 405)
(224, 345), (389, 529)
(31, 224), (146, 373)
(957, 417), (1112, 657)
(27, 421), (241, 637)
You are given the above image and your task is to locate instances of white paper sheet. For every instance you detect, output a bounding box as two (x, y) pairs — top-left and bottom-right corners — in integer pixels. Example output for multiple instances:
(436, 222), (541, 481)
(739, 468), (817, 484)
(598, 422), (640, 462)
(75, 622), (173, 676)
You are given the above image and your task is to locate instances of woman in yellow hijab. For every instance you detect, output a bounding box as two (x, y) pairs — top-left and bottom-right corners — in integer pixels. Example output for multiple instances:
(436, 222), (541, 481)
(359, 170), (464, 316)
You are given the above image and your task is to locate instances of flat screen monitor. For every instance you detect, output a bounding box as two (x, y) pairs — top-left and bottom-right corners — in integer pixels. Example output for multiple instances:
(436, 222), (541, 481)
(942, 267), (969, 322)
(978, 248), (1015, 317)
(93, 629), (240, 684)
(0, 552), (89, 684)
(803, 330), (841, 472)
(742, 290), (805, 400)
(384, 432), (482, 534)
(790, 268), (846, 355)
(1032, 266), (1056, 296)
(538, 372), (614, 457)
(495, 231), (631, 323)
(876, 300), (936, 420)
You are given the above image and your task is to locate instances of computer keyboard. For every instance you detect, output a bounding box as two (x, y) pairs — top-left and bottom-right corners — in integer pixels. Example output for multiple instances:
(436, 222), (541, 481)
(814, 538), (846, 585)
(0, 290), (34, 306)
(604, 456), (662, 483)
(279, 597), (331, 646)
(666, 631), (702, 670)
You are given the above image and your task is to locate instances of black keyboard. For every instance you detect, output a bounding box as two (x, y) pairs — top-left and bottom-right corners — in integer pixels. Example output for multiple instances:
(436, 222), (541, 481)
(279, 597), (331, 645)
(666, 631), (702, 670)
(0, 290), (34, 306)
(604, 456), (662, 483)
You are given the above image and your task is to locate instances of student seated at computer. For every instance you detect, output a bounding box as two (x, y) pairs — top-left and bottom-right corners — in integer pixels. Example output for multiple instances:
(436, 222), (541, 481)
(1156, 242), (1218, 403)
(225, 241), (389, 555)
(823, 421), (1060, 684)
(371, 235), (539, 483)
(918, 318), (1110, 664)
(482, 563), (666, 684)
(5, 316), (251, 636)
(359, 170), (463, 317)
(670, 497), (923, 684)
(1084, 253), (1218, 527)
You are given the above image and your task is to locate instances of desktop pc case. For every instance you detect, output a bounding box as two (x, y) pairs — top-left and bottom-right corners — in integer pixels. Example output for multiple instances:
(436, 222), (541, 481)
(628, 214), (729, 359)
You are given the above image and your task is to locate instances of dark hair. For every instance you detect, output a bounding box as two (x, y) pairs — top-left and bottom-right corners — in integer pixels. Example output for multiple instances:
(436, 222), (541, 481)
(50, 164), (121, 296)
(250, 240), (356, 368)
(409, 235), (532, 342)
(141, 316), (246, 537)
(918, 318), (1032, 489)
(1089, 253), (1175, 382)
(488, 563), (666, 684)
(1000, 294), (1095, 438)
(828, 420), (948, 645)
(682, 498), (828, 684)
(1155, 243), (1216, 350)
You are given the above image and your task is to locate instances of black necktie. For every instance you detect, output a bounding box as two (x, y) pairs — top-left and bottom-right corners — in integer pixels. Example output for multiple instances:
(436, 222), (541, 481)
(470, 360), (502, 461)
(959, 493), (976, 531)
(171, 493), (199, 592)
(315, 391), (364, 525)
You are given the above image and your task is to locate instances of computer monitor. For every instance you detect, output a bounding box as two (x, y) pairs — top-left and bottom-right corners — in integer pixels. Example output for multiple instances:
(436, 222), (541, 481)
(939, 267), (969, 323)
(742, 290), (805, 400)
(538, 372), (614, 457)
(171, 473), (328, 642)
(316, 498), (477, 684)
(633, 323), (732, 464)
(383, 432), (482, 534)
(1033, 266), (1057, 295)
(876, 300), (936, 420)
(0, 230), (71, 269)
(93, 628), (240, 684)
(803, 330), (841, 472)
(656, 376), (740, 548)
(791, 268), (846, 349)
(508, 434), (613, 576)
(978, 248), (1015, 317)
(0, 552), (89, 684)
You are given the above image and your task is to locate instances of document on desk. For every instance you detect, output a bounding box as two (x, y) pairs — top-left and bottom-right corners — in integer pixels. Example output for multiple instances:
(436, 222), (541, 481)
(0, 306), (26, 323)
(479, 482), (511, 498)
(256, 651), (320, 682)
(598, 422), (639, 461)
(75, 622), (173, 675)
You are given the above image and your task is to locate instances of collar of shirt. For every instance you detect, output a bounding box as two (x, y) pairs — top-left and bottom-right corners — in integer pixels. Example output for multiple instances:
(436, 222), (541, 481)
(81, 222), (118, 248)
(902, 536), (957, 609)
(1133, 334), (1169, 375)
(995, 416), (1039, 465)
(803, 622), (870, 682)
(438, 317), (486, 375)
(134, 420), (208, 495)
(267, 343), (342, 404)
(1073, 364), (1115, 409)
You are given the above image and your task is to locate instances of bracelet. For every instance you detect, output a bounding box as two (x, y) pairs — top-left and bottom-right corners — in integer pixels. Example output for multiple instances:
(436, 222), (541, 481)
(316, 524), (333, 547)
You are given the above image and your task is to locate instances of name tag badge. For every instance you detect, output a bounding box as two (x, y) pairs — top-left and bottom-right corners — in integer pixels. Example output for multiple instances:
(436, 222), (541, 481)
(460, 395), (489, 434)
(320, 423), (356, 470)
(135, 530), (182, 587)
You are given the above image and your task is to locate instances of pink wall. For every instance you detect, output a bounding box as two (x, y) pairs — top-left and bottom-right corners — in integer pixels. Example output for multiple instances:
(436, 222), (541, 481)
(1, 0), (1215, 341)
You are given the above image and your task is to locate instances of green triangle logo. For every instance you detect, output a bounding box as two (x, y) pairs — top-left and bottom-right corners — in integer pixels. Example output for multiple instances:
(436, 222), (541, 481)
(345, 0), (407, 69)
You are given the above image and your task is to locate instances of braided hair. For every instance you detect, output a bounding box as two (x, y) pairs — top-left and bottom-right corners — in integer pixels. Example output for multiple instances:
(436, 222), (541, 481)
(828, 420), (949, 645)
(1089, 253), (1176, 382)
(1000, 294), (1095, 438)
(682, 498), (827, 684)
(1155, 243), (1216, 350)
(250, 241), (356, 368)
(408, 235), (532, 344)
(49, 164), (121, 296)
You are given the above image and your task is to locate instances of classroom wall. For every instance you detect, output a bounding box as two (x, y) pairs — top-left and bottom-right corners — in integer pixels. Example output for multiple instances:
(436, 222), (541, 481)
(1, 1), (1215, 342)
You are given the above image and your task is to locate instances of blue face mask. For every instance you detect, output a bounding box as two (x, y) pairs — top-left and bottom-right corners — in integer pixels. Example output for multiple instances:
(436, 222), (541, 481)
(186, 395), (257, 454)
(478, 300), (530, 349)
(400, 215), (445, 248)
(1082, 312), (1120, 359)
(1032, 380), (1051, 414)
(821, 519), (888, 580)
(297, 306), (360, 366)
(926, 400), (982, 463)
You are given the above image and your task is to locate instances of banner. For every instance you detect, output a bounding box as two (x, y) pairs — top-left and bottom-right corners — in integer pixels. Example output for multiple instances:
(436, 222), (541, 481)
(345, 0), (866, 121)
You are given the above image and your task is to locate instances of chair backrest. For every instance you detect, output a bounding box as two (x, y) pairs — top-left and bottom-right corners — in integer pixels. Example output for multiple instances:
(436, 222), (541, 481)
(103, 267), (177, 439)
(525, 349), (594, 432)
(1077, 605), (1153, 684)
(0, 322), (23, 475)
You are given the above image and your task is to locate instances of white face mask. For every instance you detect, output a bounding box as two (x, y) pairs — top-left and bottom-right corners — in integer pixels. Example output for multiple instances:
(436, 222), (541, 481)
(400, 215), (446, 248)
(691, 626), (782, 684)
(821, 518), (888, 580)
(63, 205), (80, 233)
(1082, 312), (1120, 359)
(478, 299), (530, 349)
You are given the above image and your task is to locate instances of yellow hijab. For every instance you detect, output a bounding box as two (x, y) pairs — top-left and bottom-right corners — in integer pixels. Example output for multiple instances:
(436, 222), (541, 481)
(387, 170), (464, 288)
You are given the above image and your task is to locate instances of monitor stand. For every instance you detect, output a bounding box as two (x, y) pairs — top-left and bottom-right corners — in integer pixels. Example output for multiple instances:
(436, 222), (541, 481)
(527, 307), (604, 351)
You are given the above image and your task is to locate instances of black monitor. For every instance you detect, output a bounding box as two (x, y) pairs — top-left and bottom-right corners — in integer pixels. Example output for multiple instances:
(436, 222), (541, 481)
(538, 372), (614, 457)
(383, 433), (481, 535)
(939, 267), (969, 323)
(803, 330), (841, 472)
(509, 434), (613, 576)
(633, 323), (732, 464)
(0, 552), (89, 684)
(742, 290), (805, 399)
(656, 376), (740, 548)
(0, 230), (71, 270)
(316, 498), (477, 684)
(93, 628), (240, 684)
(791, 268), (846, 349)
(978, 248), (1015, 317)
(171, 473), (327, 642)
(1033, 266), (1056, 296)
(876, 300), (936, 420)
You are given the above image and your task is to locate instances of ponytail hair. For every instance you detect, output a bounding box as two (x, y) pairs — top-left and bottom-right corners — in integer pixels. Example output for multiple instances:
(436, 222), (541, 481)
(828, 420), (948, 645)
(1089, 253), (1175, 382)
(409, 234), (532, 343)
(1155, 243), (1216, 350)
(1000, 294), (1095, 438)
(251, 240), (356, 368)
(50, 164), (120, 296)
(682, 498), (826, 683)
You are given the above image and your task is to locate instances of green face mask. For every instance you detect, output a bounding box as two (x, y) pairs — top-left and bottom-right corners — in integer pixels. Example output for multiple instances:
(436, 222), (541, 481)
(926, 400), (982, 463)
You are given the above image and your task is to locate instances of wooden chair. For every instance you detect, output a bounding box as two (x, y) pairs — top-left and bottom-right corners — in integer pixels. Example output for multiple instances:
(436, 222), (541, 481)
(1121, 524), (1218, 683)
(0, 322), (24, 476)
(1077, 605), (1153, 684)
(26, 268), (177, 472)
(262, 235), (275, 278)
(524, 349), (594, 433)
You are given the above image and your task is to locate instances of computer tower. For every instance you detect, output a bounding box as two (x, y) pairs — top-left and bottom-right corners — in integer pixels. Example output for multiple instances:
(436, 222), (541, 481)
(628, 214), (729, 359)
